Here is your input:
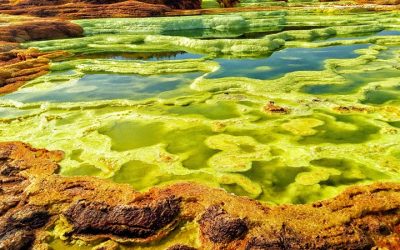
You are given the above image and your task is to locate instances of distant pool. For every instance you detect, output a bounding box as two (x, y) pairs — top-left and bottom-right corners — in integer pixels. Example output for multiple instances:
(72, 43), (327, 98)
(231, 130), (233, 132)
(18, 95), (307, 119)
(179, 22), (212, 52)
(206, 44), (369, 80)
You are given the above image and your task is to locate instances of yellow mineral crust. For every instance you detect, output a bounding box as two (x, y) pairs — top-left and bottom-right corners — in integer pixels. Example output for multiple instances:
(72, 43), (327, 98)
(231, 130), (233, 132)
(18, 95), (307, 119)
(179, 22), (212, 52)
(0, 9), (399, 226)
(1, 37), (399, 204)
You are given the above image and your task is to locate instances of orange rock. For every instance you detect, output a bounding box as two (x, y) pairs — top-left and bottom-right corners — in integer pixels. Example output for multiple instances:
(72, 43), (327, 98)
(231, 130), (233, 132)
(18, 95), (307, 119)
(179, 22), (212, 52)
(355, 0), (400, 4)
(0, 19), (82, 94)
(0, 48), (69, 94)
(139, 0), (201, 9)
(0, 141), (399, 249)
(333, 105), (369, 113)
(263, 101), (290, 114)
(216, 0), (241, 8)
(0, 20), (83, 43)
(0, 0), (201, 18)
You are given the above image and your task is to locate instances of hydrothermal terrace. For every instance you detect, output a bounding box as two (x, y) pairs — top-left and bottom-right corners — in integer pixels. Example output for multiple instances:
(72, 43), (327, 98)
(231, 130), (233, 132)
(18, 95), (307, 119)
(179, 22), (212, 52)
(0, 2), (399, 250)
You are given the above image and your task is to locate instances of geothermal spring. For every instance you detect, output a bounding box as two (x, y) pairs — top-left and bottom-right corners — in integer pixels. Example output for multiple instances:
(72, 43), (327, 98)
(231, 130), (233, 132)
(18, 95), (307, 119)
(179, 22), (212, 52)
(0, 1), (399, 249)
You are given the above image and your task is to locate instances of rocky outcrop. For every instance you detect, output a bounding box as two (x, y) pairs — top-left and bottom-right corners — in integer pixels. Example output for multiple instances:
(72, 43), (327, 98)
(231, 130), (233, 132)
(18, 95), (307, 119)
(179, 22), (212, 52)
(139, 0), (202, 10)
(64, 198), (181, 238)
(0, 20), (83, 43)
(0, 47), (69, 94)
(0, 47), (72, 94)
(167, 245), (197, 250)
(0, 0), (202, 18)
(199, 205), (248, 244)
(0, 206), (50, 249)
(0, 19), (82, 94)
(0, 141), (399, 249)
(263, 101), (290, 114)
(216, 0), (241, 8)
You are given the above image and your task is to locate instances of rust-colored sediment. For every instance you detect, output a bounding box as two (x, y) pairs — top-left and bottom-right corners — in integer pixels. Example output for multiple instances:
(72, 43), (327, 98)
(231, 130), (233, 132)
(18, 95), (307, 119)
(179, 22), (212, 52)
(355, 0), (400, 4)
(0, 0), (201, 18)
(1, 0), (398, 20)
(0, 19), (82, 94)
(0, 142), (399, 249)
(0, 19), (83, 43)
(0, 47), (71, 94)
(263, 101), (290, 114)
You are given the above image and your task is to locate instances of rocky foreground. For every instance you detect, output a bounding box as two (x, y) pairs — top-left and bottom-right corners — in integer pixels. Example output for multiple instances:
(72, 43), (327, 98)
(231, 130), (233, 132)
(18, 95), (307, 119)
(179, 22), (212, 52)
(0, 142), (398, 249)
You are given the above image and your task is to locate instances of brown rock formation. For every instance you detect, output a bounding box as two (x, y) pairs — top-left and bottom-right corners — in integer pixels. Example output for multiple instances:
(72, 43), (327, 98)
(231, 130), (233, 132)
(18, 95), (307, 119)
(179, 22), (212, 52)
(333, 105), (369, 113)
(139, 0), (202, 10)
(217, 0), (241, 8)
(167, 245), (197, 250)
(0, 47), (70, 94)
(0, 19), (82, 94)
(263, 101), (290, 114)
(0, 0), (202, 18)
(64, 198), (181, 239)
(0, 20), (83, 43)
(0, 141), (399, 249)
(199, 205), (248, 244)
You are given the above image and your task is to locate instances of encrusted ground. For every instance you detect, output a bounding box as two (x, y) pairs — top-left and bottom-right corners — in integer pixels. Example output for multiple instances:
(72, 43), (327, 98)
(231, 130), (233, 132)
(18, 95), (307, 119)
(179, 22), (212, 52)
(0, 10), (397, 205)
(0, 142), (399, 249)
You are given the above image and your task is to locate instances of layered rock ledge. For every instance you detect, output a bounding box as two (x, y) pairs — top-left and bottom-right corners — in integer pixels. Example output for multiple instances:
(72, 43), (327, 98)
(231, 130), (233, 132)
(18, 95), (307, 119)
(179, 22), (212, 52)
(0, 141), (399, 249)
(0, 0), (201, 18)
(0, 18), (82, 94)
(0, 0), (203, 94)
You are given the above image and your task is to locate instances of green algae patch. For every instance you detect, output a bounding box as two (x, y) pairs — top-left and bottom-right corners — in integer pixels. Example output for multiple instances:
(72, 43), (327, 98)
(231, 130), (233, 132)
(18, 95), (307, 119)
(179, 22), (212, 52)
(3, 10), (400, 205)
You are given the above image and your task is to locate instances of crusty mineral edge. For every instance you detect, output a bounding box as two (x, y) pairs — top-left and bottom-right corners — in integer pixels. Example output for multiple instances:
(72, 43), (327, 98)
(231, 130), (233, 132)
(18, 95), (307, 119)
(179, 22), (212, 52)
(167, 4), (400, 17)
(0, 141), (399, 250)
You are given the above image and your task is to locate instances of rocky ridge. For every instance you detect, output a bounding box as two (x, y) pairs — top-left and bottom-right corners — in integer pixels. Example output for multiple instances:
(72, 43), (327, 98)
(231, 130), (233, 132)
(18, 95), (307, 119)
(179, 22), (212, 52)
(0, 142), (398, 249)
(0, 0), (201, 18)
